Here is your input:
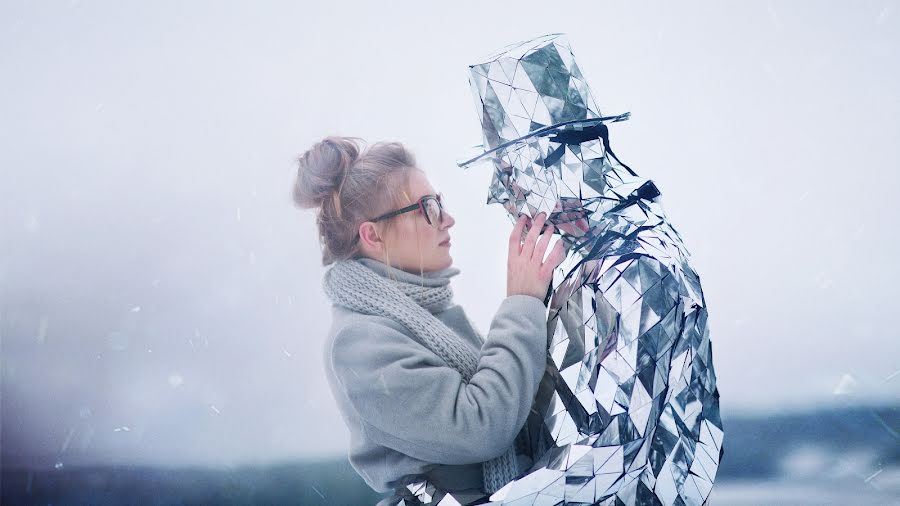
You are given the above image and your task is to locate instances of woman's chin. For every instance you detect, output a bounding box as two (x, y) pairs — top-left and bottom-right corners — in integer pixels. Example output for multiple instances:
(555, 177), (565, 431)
(437, 252), (453, 270)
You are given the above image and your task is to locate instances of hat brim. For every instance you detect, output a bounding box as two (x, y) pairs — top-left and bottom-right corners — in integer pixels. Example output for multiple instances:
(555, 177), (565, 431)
(456, 112), (631, 168)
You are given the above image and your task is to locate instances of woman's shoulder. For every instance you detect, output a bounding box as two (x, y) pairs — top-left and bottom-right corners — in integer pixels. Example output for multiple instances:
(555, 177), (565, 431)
(325, 304), (421, 361)
(324, 304), (449, 378)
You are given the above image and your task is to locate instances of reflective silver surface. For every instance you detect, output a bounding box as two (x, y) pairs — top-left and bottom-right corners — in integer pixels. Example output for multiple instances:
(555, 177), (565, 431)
(392, 33), (723, 506)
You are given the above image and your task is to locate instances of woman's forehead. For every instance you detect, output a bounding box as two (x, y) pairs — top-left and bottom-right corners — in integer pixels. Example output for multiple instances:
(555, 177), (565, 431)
(406, 170), (437, 201)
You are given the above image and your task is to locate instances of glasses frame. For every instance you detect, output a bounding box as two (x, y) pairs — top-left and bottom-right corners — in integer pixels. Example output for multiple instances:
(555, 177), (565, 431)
(371, 193), (444, 228)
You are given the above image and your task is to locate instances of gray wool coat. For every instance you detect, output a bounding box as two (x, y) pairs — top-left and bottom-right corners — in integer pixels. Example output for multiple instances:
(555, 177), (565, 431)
(321, 258), (549, 503)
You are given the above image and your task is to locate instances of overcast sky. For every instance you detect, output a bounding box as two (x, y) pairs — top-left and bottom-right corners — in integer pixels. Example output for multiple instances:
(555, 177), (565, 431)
(1, 1), (897, 469)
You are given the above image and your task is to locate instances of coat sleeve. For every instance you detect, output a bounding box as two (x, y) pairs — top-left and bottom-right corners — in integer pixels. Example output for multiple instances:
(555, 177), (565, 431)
(330, 294), (548, 465)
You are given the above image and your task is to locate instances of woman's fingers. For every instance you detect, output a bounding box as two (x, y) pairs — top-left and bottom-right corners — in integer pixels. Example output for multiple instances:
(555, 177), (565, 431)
(533, 222), (555, 262)
(509, 214), (527, 254)
(550, 238), (566, 265)
(521, 212), (546, 258)
(540, 239), (567, 279)
(507, 210), (568, 300)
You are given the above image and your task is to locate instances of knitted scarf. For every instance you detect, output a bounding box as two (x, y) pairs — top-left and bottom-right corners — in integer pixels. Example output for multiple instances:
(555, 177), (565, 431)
(322, 256), (519, 495)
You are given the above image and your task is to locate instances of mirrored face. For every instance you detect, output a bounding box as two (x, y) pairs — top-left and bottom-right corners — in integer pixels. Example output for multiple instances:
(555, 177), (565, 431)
(485, 135), (618, 238)
(485, 147), (562, 219)
(378, 169), (456, 273)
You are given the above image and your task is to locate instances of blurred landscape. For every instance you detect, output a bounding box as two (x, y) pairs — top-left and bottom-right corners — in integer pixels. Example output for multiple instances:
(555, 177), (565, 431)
(4, 404), (898, 505)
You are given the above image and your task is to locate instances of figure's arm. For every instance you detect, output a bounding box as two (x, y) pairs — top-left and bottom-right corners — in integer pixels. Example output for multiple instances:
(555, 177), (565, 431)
(330, 295), (548, 465)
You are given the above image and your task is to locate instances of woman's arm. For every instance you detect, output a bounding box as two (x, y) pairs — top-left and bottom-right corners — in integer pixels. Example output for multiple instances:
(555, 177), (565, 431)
(330, 294), (548, 465)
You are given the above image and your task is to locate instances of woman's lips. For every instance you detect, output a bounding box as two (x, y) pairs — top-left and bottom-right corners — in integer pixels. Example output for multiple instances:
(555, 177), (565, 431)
(440, 239), (451, 247)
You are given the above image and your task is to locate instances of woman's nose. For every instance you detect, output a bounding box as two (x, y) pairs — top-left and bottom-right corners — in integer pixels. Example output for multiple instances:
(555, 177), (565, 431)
(441, 211), (455, 228)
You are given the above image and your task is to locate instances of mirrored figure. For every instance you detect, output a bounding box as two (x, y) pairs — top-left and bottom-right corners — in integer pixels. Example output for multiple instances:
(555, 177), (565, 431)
(388, 33), (723, 506)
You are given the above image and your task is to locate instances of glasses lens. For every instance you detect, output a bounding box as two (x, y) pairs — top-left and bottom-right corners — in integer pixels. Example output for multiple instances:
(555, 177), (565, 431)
(423, 197), (441, 228)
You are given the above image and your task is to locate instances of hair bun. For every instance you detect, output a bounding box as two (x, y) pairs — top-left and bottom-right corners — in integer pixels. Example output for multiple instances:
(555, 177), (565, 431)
(292, 136), (363, 210)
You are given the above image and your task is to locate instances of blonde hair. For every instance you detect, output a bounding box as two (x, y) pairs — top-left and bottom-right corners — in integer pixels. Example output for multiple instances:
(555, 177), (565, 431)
(292, 136), (418, 267)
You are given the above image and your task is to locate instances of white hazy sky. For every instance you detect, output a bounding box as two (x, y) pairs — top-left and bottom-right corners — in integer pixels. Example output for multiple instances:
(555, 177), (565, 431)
(1, 1), (897, 468)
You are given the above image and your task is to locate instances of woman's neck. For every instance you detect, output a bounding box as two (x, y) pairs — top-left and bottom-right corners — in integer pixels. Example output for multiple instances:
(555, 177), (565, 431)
(354, 256), (460, 287)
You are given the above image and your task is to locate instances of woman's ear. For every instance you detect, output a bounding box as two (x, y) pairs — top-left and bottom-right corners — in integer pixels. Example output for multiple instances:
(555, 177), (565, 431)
(358, 221), (385, 252)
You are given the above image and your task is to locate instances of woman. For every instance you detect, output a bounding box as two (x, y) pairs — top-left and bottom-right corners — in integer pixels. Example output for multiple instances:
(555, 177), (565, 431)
(293, 136), (565, 505)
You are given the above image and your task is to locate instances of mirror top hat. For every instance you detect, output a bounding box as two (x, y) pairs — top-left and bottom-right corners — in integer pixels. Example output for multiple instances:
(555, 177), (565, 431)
(457, 33), (631, 168)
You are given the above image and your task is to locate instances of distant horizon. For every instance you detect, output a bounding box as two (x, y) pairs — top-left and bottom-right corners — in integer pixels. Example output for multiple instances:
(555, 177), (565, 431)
(4, 401), (896, 469)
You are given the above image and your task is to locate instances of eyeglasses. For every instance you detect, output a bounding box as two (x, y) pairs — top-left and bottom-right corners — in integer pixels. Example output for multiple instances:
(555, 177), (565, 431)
(371, 193), (445, 228)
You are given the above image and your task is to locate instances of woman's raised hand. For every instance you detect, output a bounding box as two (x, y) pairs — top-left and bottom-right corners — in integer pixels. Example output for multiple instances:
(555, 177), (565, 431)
(507, 212), (566, 301)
